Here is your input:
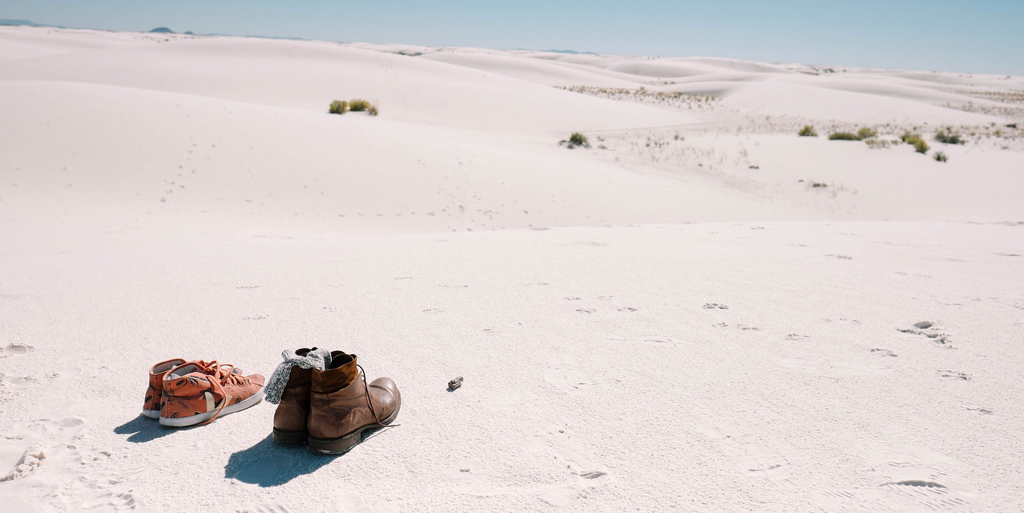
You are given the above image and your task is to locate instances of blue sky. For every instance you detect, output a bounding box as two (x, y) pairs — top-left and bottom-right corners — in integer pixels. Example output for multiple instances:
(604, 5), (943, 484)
(3, 0), (1022, 75)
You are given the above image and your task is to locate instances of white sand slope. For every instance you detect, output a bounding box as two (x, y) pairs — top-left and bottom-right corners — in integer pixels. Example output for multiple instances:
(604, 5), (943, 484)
(1, 26), (1023, 512)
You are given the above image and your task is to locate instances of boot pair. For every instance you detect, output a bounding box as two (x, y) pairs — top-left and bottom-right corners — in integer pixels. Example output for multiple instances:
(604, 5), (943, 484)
(267, 348), (400, 454)
(143, 358), (265, 427)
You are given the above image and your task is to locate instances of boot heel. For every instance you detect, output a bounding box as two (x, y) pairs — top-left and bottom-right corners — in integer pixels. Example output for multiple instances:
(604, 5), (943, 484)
(307, 430), (363, 455)
(272, 428), (308, 446)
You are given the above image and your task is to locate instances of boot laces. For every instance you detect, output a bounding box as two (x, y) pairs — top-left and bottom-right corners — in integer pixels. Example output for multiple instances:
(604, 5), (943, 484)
(358, 364), (389, 428)
(199, 361), (249, 386)
(194, 361), (246, 424)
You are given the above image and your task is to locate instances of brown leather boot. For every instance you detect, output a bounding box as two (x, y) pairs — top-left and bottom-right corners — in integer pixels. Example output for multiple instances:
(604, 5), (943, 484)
(272, 347), (315, 445)
(307, 351), (401, 455)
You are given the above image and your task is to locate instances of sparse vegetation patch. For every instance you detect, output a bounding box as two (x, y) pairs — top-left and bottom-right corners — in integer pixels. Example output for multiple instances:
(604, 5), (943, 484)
(901, 132), (930, 153)
(349, 99), (371, 112)
(328, 99), (377, 116)
(557, 86), (719, 111)
(865, 139), (894, 149)
(935, 129), (964, 145)
(857, 127), (878, 140)
(328, 100), (348, 115)
(561, 132), (591, 149)
(798, 125), (817, 137)
(829, 132), (860, 141)
(828, 127), (877, 141)
(934, 151), (948, 162)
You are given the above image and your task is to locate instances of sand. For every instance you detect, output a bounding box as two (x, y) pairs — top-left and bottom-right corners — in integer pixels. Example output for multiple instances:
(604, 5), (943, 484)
(1, 26), (1023, 512)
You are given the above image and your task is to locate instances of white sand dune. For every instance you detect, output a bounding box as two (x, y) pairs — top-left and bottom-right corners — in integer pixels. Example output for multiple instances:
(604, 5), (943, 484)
(421, 51), (642, 88)
(1, 26), (1023, 512)
(720, 78), (998, 124)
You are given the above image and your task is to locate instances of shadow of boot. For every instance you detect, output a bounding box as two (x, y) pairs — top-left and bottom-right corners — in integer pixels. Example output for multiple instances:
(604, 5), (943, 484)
(224, 434), (339, 487)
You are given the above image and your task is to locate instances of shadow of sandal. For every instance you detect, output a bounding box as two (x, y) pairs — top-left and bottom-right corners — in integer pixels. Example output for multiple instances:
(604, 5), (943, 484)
(113, 415), (176, 443)
(224, 435), (339, 487)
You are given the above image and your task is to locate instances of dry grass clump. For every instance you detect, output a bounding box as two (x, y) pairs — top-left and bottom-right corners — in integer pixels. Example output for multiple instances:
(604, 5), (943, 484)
(328, 100), (348, 114)
(330, 99), (378, 115)
(798, 125), (818, 137)
(828, 127), (876, 141)
(934, 151), (948, 162)
(857, 127), (878, 140)
(865, 139), (894, 149)
(348, 99), (371, 112)
(828, 131), (860, 141)
(934, 129), (964, 145)
(901, 132), (930, 153)
(561, 132), (591, 149)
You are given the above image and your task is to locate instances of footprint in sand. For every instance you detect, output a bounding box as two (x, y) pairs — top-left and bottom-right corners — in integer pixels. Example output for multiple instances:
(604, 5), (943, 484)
(938, 370), (971, 381)
(3, 417), (138, 510)
(0, 417), (85, 481)
(897, 321), (954, 347)
(0, 343), (35, 358)
(713, 322), (759, 331)
(815, 446), (975, 511)
(544, 368), (597, 393)
(0, 446), (46, 482)
(529, 425), (610, 507)
(75, 489), (137, 511)
(0, 373), (39, 387)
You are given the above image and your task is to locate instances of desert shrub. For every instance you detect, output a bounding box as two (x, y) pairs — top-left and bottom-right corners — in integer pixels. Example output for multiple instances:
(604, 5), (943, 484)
(856, 127), (878, 140)
(367, 105), (379, 116)
(933, 151), (948, 162)
(1007, 123), (1018, 129)
(798, 125), (818, 137)
(934, 130), (963, 144)
(349, 99), (371, 112)
(900, 132), (930, 153)
(865, 139), (892, 149)
(328, 100), (348, 114)
(829, 132), (860, 141)
(566, 132), (590, 149)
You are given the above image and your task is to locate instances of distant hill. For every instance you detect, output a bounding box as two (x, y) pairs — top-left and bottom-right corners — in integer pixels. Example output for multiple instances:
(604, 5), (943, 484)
(149, 27), (175, 34)
(543, 49), (598, 56)
(0, 19), (42, 26)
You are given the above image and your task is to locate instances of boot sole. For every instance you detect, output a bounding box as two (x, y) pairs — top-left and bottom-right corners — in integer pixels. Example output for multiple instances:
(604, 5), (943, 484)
(307, 403), (400, 455)
(272, 428), (308, 446)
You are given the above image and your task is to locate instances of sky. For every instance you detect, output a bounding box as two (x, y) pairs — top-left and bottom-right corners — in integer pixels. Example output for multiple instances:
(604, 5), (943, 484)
(2, 0), (1022, 76)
